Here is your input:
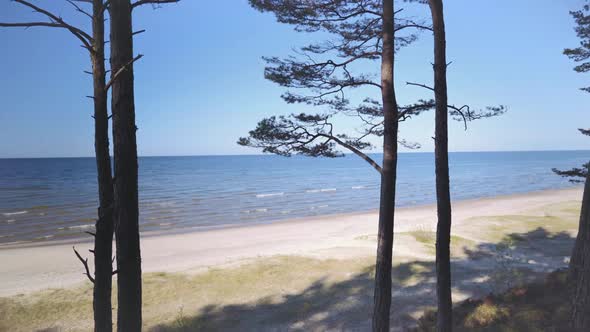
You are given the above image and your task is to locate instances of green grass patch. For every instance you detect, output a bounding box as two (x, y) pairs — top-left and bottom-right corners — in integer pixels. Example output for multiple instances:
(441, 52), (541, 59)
(404, 230), (476, 256)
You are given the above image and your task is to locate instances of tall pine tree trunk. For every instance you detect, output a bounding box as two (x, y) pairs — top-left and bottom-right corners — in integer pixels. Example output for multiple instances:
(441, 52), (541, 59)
(372, 0), (399, 330)
(109, 1), (142, 330)
(91, 1), (115, 331)
(428, 0), (453, 331)
(571, 171), (590, 329)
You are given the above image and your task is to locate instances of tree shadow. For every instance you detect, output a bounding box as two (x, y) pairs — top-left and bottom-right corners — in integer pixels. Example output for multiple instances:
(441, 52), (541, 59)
(149, 227), (574, 332)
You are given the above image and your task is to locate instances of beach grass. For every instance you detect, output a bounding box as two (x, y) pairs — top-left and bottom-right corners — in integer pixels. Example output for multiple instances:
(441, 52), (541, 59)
(1, 256), (377, 331)
(405, 230), (477, 256)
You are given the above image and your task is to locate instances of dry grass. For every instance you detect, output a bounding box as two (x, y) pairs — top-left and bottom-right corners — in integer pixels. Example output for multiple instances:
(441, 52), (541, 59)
(0, 256), (376, 332)
(415, 270), (573, 331)
(459, 200), (580, 243)
(0, 285), (93, 331)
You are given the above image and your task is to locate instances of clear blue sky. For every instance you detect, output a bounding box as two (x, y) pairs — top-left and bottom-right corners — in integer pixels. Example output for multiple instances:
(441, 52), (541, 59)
(0, 0), (588, 158)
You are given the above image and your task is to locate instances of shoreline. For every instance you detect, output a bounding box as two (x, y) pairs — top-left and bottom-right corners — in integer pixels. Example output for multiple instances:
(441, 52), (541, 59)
(0, 186), (583, 297)
(0, 185), (582, 250)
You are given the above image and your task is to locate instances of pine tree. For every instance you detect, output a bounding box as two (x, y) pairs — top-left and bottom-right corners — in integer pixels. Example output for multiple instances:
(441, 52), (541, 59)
(560, 1), (590, 328)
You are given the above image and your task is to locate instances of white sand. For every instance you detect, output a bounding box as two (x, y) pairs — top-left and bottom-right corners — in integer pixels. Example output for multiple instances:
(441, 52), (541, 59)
(0, 187), (582, 297)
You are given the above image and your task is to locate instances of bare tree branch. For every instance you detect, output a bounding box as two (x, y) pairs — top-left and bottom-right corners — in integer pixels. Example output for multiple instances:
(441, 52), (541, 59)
(105, 54), (144, 91)
(131, 0), (179, 9)
(66, 0), (93, 20)
(320, 133), (382, 173)
(406, 81), (434, 91)
(0, 22), (65, 28)
(395, 23), (432, 32)
(6, 0), (94, 51)
(73, 246), (95, 283)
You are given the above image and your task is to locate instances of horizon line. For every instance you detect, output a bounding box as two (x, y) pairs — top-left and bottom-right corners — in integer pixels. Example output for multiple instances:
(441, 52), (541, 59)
(0, 148), (588, 160)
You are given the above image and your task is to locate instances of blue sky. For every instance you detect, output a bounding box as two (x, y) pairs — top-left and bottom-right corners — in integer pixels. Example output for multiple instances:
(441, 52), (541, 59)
(0, 0), (588, 158)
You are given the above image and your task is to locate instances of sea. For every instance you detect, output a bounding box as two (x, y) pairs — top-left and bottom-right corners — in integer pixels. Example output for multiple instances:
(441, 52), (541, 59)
(0, 150), (587, 245)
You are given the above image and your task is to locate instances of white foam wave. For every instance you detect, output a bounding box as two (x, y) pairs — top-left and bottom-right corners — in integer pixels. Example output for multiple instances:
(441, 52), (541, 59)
(256, 192), (284, 198)
(306, 188), (337, 193)
(69, 224), (94, 230)
(2, 211), (27, 216)
(242, 208), (269, 214)
(351, 186), (365, 190)
(6, 219), (15, 224)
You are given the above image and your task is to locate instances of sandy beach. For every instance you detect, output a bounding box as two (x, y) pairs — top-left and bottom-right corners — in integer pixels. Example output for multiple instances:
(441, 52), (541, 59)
(0, 187), (582, 298)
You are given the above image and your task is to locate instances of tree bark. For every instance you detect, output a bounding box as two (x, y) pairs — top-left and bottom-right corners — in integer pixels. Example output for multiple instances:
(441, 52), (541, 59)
(571, 171), (590, 329)
(372, 0), (399, 330)
(109, 1), (142, 331)
(91, 1), (115, 331)
(428, 1), (453, 331)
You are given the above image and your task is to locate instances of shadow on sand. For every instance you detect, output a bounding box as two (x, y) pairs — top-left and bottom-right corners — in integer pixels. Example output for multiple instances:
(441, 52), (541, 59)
(149, 227), (574, 332)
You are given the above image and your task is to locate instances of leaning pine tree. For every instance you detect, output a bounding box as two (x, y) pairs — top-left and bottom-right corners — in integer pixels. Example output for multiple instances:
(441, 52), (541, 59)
(554, 129), (590, 329)
(554, 130), (590, 287)
(241, 1), (428, 329)
(240, 0), (502, 330)
(558, 1), (590, 328)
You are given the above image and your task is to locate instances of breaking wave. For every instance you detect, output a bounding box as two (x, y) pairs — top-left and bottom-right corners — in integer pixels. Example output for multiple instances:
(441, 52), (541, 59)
(2, 211), (27, 216)
(256, 192), (284, 198)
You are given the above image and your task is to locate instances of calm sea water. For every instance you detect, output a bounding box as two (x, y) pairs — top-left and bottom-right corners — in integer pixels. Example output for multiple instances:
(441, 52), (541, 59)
(0, 151), (587, 245)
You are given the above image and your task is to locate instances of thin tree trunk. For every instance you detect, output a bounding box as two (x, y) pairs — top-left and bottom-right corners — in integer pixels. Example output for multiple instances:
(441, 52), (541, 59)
(571, 171), (590, 329)
(372, 0), (399, 330)
(91, 1), (115, 331)
(109, 1), (142, 331)
(428, 0), (453, 331)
